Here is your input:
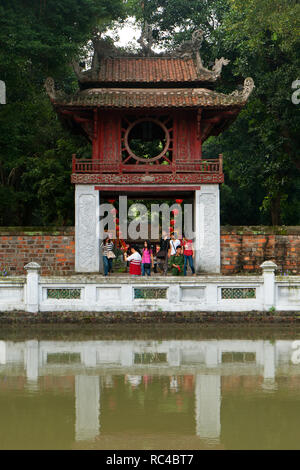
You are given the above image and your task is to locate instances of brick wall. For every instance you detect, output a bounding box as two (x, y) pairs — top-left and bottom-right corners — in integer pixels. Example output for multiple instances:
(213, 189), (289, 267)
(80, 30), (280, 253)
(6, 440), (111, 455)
(221, 227), (300, 274)
(0, 228), (75, 276)
(0, 227), (299, 276)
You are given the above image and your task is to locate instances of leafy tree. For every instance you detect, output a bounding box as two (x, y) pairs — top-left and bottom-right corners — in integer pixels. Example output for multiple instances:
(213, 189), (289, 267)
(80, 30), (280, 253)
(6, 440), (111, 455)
(220, 0), (300, 224)
(125, 0), (300, 225)
(0, 0), (124, 225)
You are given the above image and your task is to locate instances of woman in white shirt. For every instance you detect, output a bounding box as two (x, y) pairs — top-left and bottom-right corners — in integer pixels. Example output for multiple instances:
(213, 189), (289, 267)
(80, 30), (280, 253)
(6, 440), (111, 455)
(169, 232), (181, 257)
(123, 245), (142, 276)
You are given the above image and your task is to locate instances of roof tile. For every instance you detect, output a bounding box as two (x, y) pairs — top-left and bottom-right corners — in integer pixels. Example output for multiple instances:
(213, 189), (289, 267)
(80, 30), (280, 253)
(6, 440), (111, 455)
(80, 58), (216, 84)
(56, 88), (246, 109)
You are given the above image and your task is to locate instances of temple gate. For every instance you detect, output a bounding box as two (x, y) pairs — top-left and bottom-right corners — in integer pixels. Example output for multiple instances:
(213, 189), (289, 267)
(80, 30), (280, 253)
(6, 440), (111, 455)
(45, 32), (254, 274)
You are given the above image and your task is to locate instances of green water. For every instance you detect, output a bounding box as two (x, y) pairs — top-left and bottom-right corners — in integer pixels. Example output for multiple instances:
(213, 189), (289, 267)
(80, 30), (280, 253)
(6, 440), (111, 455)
(1, 325), (300, 450)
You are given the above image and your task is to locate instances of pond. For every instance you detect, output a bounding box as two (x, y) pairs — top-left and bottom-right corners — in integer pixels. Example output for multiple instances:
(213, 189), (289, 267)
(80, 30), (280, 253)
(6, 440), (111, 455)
(0, 325), (300, 450)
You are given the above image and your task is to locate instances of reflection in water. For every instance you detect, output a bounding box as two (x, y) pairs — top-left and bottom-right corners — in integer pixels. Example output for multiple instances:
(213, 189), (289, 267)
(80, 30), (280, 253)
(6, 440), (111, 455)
(0, 334), (300, 449)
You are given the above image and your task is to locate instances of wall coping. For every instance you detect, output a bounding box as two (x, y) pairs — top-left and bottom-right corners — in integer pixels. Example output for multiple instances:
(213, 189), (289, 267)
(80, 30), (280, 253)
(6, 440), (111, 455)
(0, 227), (74, 236)
(221, 225), (300, 235)
(0, 226), (299, 236)
(39, 275), (265, 284)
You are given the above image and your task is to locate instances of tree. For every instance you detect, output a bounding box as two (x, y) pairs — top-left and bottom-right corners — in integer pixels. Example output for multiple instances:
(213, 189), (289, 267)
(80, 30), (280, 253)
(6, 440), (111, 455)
(220, 0), (300, 224)
(126, 0), (300, 225)
(0, 0), (124, 225)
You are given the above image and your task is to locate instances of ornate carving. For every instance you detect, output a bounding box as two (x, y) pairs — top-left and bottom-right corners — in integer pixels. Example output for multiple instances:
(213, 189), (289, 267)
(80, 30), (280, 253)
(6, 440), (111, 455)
(77, 194), (97, 270)
(174, 30), (230, 81)
(44, 77), (67, 102)
(71, 173), (224, 185)
(175, 29), (204, 59)
(199, 193), (219, 271)
(44, 77), (56, 100)
(92, 37), (119, 71)
(212, 58), (230, 78)
(242, 77), (255, 99)
(231, 77), (255, 101)
(137, 21), (154, 57)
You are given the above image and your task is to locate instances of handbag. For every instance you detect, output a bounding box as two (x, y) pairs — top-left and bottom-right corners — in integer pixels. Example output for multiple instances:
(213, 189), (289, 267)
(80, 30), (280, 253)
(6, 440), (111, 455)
(107, 251), (116, 259)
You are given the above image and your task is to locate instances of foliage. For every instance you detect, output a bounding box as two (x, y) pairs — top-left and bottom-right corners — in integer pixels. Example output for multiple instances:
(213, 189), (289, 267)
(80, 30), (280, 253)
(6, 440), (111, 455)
(0, 0), (123, 225)
(0, 0), (299, 226)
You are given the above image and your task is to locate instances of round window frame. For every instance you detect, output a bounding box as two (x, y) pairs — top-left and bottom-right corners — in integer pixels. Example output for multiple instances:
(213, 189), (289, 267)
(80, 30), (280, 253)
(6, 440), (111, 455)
(124, 118), (170, 163)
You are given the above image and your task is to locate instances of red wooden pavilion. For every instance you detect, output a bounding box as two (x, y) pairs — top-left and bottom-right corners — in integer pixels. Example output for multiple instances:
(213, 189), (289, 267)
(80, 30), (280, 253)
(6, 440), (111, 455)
(45, 35), (254, 274)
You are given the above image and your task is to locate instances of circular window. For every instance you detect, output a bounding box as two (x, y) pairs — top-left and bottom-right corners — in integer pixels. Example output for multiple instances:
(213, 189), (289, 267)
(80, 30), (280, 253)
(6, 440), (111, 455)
(124, 118), (170, 162)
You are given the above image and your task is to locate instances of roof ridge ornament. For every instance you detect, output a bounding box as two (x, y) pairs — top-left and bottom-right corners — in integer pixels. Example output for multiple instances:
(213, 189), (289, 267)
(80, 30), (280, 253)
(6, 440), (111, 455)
(231, 77), (255, 100)
(72, 61), (85, 81)
(174, 30), (230, 80)
(44, 77), (68, 102)
(137, 21), (154, 57)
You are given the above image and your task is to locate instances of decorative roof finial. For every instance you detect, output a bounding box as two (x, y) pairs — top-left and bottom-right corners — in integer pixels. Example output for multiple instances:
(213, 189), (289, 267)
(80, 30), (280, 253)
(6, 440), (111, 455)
(44, 77), (56, 100)
(138, 21), (154, 57)
(175, 29), (230, 80)
(231, 77), (255, 101)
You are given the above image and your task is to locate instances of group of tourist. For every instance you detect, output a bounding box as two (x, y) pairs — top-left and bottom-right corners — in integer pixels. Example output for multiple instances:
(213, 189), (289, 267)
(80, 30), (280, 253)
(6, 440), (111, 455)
(101, 232), (196, 277)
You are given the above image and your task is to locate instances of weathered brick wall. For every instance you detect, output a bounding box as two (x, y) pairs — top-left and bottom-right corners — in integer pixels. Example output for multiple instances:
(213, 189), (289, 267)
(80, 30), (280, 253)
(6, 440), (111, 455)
(0, 226), (299, 276)
(221, 227), (300, 274)
(0, 228), (75, 276)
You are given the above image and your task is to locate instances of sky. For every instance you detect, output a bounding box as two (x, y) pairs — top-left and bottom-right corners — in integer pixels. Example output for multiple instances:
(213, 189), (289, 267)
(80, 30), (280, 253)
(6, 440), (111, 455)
(106, 18), (141, 49)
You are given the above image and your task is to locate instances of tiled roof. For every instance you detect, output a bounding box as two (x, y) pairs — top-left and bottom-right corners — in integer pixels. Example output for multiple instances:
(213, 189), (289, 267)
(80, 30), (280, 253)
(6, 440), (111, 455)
(79, 58), (217, 84)
(55, 88), (246, 109)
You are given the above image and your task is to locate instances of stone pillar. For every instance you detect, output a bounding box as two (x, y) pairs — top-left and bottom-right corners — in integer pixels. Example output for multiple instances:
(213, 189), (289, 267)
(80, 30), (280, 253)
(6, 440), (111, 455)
(205, 344), (219, 368)
(0, 341), (6, 365)
(75, 185), (100, 273)
(260, 261), (277, 311)
(262, 341), (277, 391)
(24, 262), (40, 313)
(75, 375), (100, 441)
(194, 185), (221, 274)
(121, 347), (134, 367)
(168, 348), (181, 367)
(195, 374), (221, 440)
(263, 341), (276, 381)
(25, 340), (39, 383)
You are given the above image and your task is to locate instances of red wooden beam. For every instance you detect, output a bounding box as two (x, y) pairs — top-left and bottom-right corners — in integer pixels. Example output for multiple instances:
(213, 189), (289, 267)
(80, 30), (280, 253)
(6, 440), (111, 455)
(94, 185), (202, 192)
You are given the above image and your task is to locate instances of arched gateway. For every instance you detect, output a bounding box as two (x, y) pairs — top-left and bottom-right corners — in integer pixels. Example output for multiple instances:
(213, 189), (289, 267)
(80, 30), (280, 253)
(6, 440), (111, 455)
(45, 35), (254, 274)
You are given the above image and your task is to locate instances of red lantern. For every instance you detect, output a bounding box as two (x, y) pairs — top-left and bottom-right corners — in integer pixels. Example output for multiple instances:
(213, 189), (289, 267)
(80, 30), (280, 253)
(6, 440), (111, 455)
(175, 199), (183, 204)
(170, 219), (176, 226)
(110, 208), (117, 214)
(108, 199), (116, 204)
(172, 208), (179, 216)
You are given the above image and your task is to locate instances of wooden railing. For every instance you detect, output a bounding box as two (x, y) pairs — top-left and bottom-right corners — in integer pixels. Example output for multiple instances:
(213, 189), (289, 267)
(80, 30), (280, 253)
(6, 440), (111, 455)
(72, 154), (223, 175)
